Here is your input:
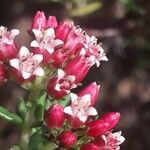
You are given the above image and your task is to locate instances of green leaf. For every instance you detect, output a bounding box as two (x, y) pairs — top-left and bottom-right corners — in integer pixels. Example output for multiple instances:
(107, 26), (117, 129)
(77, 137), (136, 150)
(45, 99), (53, 110)
(17, 97), (26, 120)
(29, 129), (58, 150)
(71, 2), (102, 16)
(34, 91), (47, 121)
(0, 106), (23, 125)
(58, 95), (70, 107)
(28, 131), (42, 150)
(38, 140), (58, 150)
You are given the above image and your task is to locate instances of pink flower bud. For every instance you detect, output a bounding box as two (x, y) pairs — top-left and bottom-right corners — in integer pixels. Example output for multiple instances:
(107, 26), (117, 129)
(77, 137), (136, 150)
(80, 143), (99, 150)
(78, 82), (100, 106)
(31, 11), (46, 30)
(86, 112), (121, 137)
(66, 115), (84, 128)
(86, 119), (110, 137)
(58, 131), (77, 148)
(0, 44), (18, 61)
(101, 112), (121, 130)
(51, 50), (67, 67)
(44, 104), (65, 128)
(0, 63), (6, 83)
(64, 57), (90, 83)
(64, 27), (85, 52)
(56, 21), (72, 42)
(46, 16), (58, 28)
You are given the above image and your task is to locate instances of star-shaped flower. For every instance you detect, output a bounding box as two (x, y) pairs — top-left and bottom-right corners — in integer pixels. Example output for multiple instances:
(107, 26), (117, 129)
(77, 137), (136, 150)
(0, 26), (19, 45)
(10, 46), (44, 79)
(81, 35), (108, 67)
(31, 28), (63, 54)
(64, 93), (98, 122)
(106, 131), (125, 150)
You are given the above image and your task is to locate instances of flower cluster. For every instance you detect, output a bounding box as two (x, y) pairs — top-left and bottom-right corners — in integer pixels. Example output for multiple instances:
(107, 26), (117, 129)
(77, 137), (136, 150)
(0, 11), (124, 150)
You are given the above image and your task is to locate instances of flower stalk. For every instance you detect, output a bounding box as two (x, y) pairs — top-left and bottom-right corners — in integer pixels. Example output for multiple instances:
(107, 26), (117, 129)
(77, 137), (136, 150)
(20, 76), (45, 150)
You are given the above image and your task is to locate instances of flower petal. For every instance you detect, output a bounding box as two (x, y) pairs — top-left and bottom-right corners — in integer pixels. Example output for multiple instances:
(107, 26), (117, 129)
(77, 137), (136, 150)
(71, 84), (77, 89)
(64, 106), (73, 116)
(70, 93), (78, 105)
(100, 55), (108, 61)
(10, 58), (20, 70)
(80, 48), (86, 56)
(32, 29), (42, 39)
(55, 83), (61, 91)
(78, 115), (87, 123)
(11, 29), (20, 39)
(33, 67), (44, 76)
(19, 46), (30, 58)
(87, 106), (98, 116)
(95, 60), (100, 67)
(57, 69), (65, 79)
(22, 71), (31, 79)
(80, 94), (91, 105)
(54, 39), (64, 47)
(45, 47), (54, 54)
(32, 54), (43, 64)
(30, 40), (39, 47)
(45, 28), (55, 37)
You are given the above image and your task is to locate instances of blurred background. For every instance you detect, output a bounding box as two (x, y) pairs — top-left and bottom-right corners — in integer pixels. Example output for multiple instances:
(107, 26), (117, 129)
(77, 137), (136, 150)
(0, 0), (150, 149)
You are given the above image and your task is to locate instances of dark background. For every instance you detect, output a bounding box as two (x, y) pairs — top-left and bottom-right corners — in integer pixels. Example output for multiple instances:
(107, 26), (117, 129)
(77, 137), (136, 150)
(0, 0), (150, 149)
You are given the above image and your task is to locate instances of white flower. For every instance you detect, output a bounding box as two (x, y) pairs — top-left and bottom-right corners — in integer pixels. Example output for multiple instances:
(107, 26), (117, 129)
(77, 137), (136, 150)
(10, 46), (44, 79)
(101, 131), (125, 150)
(81, 35), (108, 67)
(64, 93), (98, 122)
(30, 28), (63, 54)
(0, 26), (20, 45)
(107, 131), (125, 150)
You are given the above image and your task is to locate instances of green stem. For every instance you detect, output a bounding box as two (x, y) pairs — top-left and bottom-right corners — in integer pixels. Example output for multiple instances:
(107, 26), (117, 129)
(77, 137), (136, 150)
(20, 106), (33, 150)
(20, 77), (44, 150)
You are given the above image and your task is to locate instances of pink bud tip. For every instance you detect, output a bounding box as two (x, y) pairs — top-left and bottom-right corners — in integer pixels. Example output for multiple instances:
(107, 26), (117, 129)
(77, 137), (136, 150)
(58, 131), (77, 148)
(32, 11), (46, 30)
(56, 21), (72, 42)
(80, 143), (99, 150)
(64, 57), (90, 83)
(86, 119), (110, 137)
(78, 82), (100, 106)
(44, 104), (65, 128)
(101, 112), (121, 130)
(46, 16), (58, 28)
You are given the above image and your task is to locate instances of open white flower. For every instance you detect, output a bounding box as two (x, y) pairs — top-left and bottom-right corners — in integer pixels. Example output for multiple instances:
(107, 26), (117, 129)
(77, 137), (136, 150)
(100, 131), (125, 150)
(0, 26), (20, 45)
(30, 28), (63, 54)
(64, 93), (98, 122)
(10, 46), (44, 79)
(81, 35), (108, 67)
(107, 131), (125, 150)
